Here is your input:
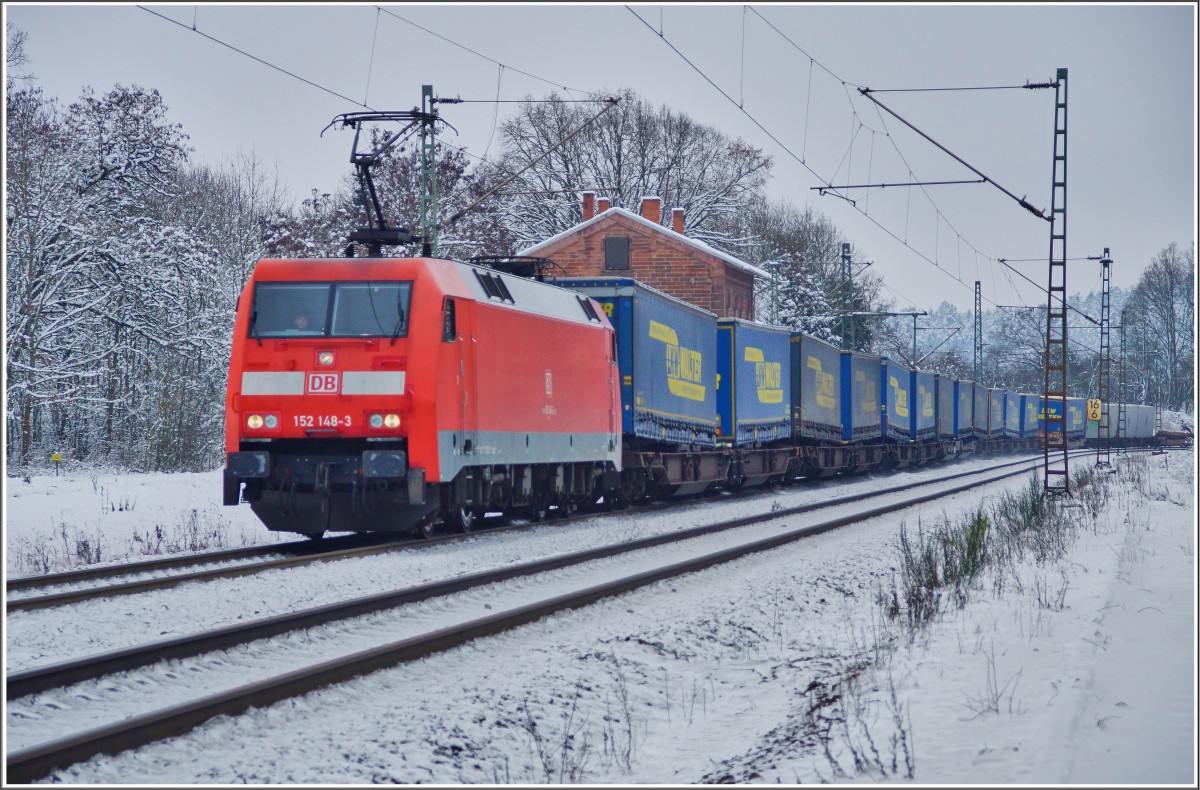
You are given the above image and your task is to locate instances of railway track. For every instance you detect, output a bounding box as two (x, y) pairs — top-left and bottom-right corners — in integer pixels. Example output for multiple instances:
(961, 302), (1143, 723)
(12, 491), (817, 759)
(4, 530), (412, 597)
(7, 453), (1047, 613)
(7, 454), (1060, 782)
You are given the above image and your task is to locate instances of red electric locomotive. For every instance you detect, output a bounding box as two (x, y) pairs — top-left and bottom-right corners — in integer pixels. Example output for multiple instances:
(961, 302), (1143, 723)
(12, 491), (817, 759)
(223, 255), (621, 537)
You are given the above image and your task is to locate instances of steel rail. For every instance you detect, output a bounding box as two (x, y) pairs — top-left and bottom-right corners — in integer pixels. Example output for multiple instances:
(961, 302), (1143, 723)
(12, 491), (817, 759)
(6, 454), (1048, 699)
(7, 456), (1064, 782)
(5, 533), (402, 593)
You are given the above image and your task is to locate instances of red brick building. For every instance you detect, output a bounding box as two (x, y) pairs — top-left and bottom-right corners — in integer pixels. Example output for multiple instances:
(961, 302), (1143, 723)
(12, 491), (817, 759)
(517, 194), (767, 320)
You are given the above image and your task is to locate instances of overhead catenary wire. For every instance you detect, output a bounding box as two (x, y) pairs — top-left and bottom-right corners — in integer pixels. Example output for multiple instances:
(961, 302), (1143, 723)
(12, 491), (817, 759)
(147, 2), (1101, 344)
(641, 4), (1013, 316)
(745, 5), (1063, 315)
(137, 6), (375, 109)
(363, 7), (381, 107)
(376, 7), (602, 98)
(439, 98), (621, 231)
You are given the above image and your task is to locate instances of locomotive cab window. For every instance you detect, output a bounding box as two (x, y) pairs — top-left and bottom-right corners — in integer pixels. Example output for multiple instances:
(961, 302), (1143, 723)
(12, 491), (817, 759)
(249, 281), (412, 339)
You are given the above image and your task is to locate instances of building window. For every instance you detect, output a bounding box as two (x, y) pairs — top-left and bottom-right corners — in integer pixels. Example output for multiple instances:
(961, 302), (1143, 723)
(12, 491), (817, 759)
(604, 236), (630, 270)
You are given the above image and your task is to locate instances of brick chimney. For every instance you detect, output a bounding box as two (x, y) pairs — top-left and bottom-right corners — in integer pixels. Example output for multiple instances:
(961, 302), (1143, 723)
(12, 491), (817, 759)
(671, 208), (685, 235)
(581, 191), (595, 221)
(639, 196), (662, 224)
(597, 196), (611, 213)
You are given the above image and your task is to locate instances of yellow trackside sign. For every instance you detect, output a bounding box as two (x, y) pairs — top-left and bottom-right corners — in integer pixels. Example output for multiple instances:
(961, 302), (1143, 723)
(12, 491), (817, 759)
(745, 346), (783, 404)
(649, 320), (706, 401)
(807, 355), (837, 409)
(1087, 398), (1102, 421)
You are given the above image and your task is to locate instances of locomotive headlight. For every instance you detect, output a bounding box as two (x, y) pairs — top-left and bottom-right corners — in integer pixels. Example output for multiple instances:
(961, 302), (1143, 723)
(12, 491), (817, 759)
(384, 413), (401, 429)
(317, 350), (335, 366)
(264, 414), (279, 429)
(369, 414), (384, 429)
(247, 414), (264, 430)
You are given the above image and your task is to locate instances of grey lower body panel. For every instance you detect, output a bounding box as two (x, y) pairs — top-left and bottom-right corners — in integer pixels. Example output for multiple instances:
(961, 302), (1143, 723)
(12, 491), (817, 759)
(437, 429), (619, 482)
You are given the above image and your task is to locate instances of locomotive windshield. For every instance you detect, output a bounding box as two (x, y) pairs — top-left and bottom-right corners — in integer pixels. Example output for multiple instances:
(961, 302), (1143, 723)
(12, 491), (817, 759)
(250, 281), (413, 339)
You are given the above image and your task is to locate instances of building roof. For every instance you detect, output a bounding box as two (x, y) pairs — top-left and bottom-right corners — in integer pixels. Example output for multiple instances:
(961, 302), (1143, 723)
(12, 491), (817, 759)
(516, 206), (772, 280)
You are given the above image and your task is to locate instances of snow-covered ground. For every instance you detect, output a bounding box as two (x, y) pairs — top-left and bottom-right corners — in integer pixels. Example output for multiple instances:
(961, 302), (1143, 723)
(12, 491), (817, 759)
(4, 449), (1196, 783)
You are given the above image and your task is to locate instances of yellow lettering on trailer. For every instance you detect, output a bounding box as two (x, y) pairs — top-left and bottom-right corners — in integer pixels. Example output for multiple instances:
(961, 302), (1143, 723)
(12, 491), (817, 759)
(650, 320), (706, 401)
(807, 355), (836, 409)
(745, 346), (783, 404)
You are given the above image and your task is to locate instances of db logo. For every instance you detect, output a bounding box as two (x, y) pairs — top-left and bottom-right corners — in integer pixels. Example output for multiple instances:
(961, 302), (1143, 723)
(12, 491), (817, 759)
(306, 372), (340, 394)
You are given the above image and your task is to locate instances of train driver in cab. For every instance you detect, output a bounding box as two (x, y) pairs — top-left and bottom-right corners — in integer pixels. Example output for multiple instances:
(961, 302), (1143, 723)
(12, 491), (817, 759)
(288, 310), (314, 334)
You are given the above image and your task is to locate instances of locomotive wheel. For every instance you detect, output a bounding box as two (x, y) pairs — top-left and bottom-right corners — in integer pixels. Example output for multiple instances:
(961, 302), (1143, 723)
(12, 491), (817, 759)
(531, 502), (550, 522)
(413, 519), (435, 540)
(449, 505), (475, 533)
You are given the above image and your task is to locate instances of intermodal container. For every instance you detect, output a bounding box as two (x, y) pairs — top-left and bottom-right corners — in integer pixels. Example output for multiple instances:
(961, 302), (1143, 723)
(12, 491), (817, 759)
(792, 333), (843, 442)
(881, 358), (912, 441)
(717, 318), (791, 446)
(562, 277), (717, 447)
(911, 370), (937, 440)
(840, 350), (882, 442)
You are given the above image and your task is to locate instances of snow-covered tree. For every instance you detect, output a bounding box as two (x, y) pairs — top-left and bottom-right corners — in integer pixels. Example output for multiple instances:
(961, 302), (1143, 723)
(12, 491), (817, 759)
(492, 89), (772, 248)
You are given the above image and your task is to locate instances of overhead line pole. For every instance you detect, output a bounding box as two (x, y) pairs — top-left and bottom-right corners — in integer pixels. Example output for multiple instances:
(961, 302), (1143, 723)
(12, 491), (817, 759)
(1096, 248), (1113, 468)
(1043, 67), (1070, 496)
(974, 281), (983, 384)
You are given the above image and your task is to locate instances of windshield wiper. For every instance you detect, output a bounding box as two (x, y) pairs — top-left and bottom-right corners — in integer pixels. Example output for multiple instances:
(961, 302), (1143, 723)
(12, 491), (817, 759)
(389, 301), (406, 345)
(249, 308), (263, 346)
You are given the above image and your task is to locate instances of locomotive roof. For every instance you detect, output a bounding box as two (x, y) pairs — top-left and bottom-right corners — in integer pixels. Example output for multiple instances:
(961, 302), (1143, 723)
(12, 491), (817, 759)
(249, 257), (612, 330)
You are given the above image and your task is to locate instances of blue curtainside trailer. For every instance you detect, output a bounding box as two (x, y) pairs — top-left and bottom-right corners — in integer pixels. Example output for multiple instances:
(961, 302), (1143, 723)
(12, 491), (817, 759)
(973, 383), (989, 436)
(792, 333), (843, 442)
(911, 370), (937, 441)
(840, 350), (882, 442)
(1004, 391), (1021, 438)
(716, 318), (791, 446)
(987, 387), (1006, 437)
(956, 379), (976, 438)
(935, 374), (955, 438)
(881, 357), (912, 441)
(562, 277), (718, 448)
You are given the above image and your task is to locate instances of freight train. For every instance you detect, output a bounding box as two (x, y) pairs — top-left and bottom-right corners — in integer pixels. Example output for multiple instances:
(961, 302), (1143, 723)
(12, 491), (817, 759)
(222, 257), (1163, 538)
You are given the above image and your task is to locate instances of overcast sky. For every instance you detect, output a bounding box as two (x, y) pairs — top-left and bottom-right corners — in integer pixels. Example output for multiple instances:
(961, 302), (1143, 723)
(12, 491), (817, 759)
(7, 3), (1196, 314)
